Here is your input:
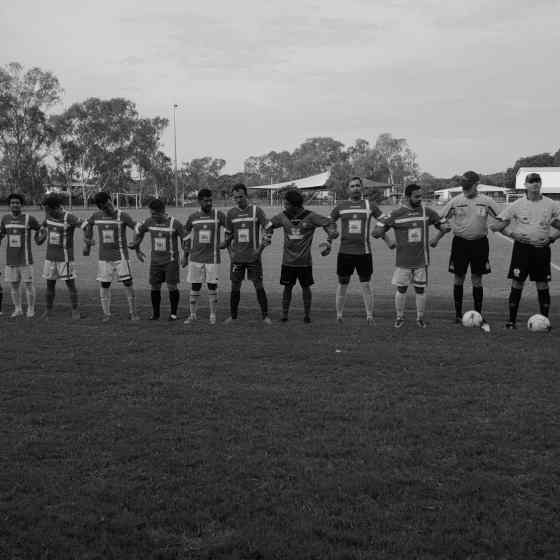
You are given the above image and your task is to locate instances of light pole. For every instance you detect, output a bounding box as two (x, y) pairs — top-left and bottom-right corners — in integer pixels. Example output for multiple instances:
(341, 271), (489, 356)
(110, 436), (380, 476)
(172, 103), (179, 206)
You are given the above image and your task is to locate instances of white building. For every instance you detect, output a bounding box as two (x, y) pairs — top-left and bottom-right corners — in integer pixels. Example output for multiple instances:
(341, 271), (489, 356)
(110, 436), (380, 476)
(434, 184), (508, 203)
(515, 167), (560, 194)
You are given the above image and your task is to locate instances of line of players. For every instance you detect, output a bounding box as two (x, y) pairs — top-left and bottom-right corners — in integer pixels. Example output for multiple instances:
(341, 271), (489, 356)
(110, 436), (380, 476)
(1, 171), (559, 329)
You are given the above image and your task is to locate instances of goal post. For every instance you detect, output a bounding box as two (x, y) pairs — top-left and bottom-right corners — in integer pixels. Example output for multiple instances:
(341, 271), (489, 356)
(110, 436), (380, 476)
(112, 192), (141, 209)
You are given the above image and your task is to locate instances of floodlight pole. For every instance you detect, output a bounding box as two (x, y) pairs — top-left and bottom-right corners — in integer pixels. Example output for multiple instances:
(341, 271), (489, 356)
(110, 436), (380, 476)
(173, 103), (179, 207)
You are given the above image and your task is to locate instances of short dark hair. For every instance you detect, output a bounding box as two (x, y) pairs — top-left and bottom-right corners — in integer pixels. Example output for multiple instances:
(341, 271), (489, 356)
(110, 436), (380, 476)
(404, 183), (421, 198)
(284, 189), (303, 207)
(197, 188), (212, 200)
(7, 193), (25, 204)
(148, 198), (165, 212)
(348, 176), (363, 186)
(93, 191), (111, 206)
(462, 170), (479, 189)
(525, 173), (541, 184)
(231, 183), (247, 195)
(43, 193), (63, 209)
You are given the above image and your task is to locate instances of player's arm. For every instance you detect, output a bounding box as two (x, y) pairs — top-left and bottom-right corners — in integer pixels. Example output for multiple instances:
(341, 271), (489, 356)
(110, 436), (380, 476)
(181, 218), (193, 267)
(35, 221), (47, 245)
(490, 204), (513, 233)
(81, 216), (96, 255)
(316, 215), (338, 256)
(429, 222), (449, 247)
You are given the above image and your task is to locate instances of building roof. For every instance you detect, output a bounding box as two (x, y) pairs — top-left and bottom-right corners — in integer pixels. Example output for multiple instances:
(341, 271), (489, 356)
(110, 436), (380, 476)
(248, 170), (330, 191)
(434, 184), (508, 195)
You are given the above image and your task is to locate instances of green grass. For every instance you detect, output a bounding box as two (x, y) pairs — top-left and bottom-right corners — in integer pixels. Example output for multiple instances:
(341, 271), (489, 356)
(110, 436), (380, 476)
(1, 206), (560, 558)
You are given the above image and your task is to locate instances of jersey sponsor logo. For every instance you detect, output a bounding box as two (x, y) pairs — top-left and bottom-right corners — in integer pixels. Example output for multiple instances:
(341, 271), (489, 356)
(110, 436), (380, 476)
(49, 231), (61, 246)
(408, 227), (422, 243)
(102, 228), (115, 244)
(9, 234), (21, 248)
(237, 228), (250, 243)
(199, 228), (211, 243)
(288, 227), (303, 240)
(477, 206), (487, 216)
(348, 220), (362, 234)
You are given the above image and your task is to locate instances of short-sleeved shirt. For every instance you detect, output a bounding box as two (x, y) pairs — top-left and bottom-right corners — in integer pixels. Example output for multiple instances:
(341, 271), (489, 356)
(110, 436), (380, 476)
(185, 209), (227, 264)
(330, 199), (382, 255)
(226, 205), (267, 263)
(42, 212), (83, 262)
(85, 210), (136, 262)
(266, 209), (332, 267)
(440, 193), (500, 240)
(498, 196), (560, 247)
(380, 205), (441, 269)
(136, 215), (184, 265)
(1, 213), (41, 266)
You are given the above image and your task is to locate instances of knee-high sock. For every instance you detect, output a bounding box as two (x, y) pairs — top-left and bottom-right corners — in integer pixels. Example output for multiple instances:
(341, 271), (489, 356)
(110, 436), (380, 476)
(189, 291), (200, 317)
(537, 288), (550, 317)
(151, 290), (161, 318)
(24, 284), (35, 313)
(169, 289), (179, 316)
(66, 280), (78, 309)
(124, 285), (136, 314)
(453, 284), (463, 318)
(336, 284), (348, 317)
(10, 284), (22, 311)
(282, 285), (293, 317)
(99, 286), (111, 315)
(360, 281), (373, 318)
(46, 280), (56, 310)
(473, 286), (483, 313)
(230, 289), (241, 319)
(415, 292), (426, 319)
(395, 291), (406, 318)
(256, 287), (268, 318)
(302, 286), (312, 318)
(508, 287), (522, 323)
(208, 289), (218, 316)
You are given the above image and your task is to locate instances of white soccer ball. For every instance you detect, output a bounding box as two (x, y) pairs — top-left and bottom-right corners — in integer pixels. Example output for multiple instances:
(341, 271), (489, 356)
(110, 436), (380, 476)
(462, 310), (483, 328)
(527, 314), (551, 332)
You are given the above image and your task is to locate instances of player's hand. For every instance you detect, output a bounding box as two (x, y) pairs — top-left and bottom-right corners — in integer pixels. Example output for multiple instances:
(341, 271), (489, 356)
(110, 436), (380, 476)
(388, 242), (396, 250)
(319, 241), (331, 257)
(371, 226), (384, 239)
(181, 253), (189, 268)
(34, 229), (47, 245)
(429, 239), (438, 248)
(329, 230), (339, 240)
(135, 249), (146, 263)
(83, 246), (91, 256)
(219, 241), (229, 250)
(261, 233), (272, 247)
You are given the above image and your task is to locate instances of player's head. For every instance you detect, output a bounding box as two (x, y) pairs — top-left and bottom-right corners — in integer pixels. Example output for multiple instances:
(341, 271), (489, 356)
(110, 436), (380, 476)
(348, 176), (363, 199)
(43, 193), (63, 217)
(524, 173), (542, 196)
(93, 191), (113, 211)
(404, 183), (422, 208)
(231, 183), (248, 209)
(461, 171), (479, 198)
(148, 197), (165, 216)
(284, 189), (303, 211)
(7, 193), (25, 214)
(197, 188), (213, 212)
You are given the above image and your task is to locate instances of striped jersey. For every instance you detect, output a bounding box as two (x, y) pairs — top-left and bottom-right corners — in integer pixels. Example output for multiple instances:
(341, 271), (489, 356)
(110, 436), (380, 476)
(226, 205), (267, 263)
(1, 213), (41, 266)
(85, 210), (136, 262)
(42, 212), (83, 262)
(185, 209), (227, 264)
(136, 215), (184, 265)
(440, 193), (499, 239)
(380, 205), (441, 268)
(330, 199), (382, 255)
(266, 209), (333, 267)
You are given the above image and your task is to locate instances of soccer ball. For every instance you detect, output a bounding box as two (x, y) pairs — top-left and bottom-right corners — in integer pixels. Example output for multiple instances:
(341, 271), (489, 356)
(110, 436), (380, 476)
(527, 314), (551, 332)
(462, 310), (483, 328)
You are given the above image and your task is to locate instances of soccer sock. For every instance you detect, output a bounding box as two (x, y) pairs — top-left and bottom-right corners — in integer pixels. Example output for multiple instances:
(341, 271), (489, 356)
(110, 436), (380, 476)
(24, 284), (35, 313)
(256, 287), (268, 318)
(230, 289), (241, 319)
(453, 284), (463, 317)
(508, 287), (522, 323)
(395, 291), (406, 318)
(46, 280), (56, 310)
(336, 284), (348, 318)
(473, 286), (483, 313)
(189, 290), (200, 317)
(282, 286), (293, 317)
(169, 289), (179, 316)
(415, 292), (426, 319)
(10, 284), (22, 311)
(360, 282), (374, 318)
(302, 286), (312, 318)
(99, 286), (111, 315)
(124, 285), (136, 314)
(151, 290), (161, 318)
(66, 280), (78, 309)
(537, 288), (550, 317)
(208, 289), (218, 317)
(0, 286), (3, 311)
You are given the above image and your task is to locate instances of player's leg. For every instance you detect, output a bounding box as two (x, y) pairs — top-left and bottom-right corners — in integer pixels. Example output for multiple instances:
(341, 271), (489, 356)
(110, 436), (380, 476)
(9, 274), (23, 317)
(167, 282), (180, 320)
(119, 261), (138, 320)
(300, 267), (314, 323)
(335, 254), (351, 322)
(64, 277), (80, 319)
(97, 261), (113, 320)
(450, 237), (468, 323)
(413, 268), (428, 327)
(23, 282), (35, 318)
(453, 274), (465, 323)
(185, 283), (201, 323)
(392, 268), (409, 327)
(357, 255), (374, 323)
(227, 263), (243, 322)
(207, 282), (218, 324)
(532, 245), (551, 318)
(0, 282), (3, 315)
(252, 274), (270, 323)
(470, 237), (491, 320)
(536, 281), (550, 317)
(150, 282), (162, 320)
(280, 266), (296, 322)
(45, 279), (56, 316)
(506, 242), (528, 328)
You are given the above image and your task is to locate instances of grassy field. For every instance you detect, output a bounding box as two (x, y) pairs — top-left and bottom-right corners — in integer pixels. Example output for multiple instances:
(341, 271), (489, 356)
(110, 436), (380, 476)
(2, 205), (560, 559)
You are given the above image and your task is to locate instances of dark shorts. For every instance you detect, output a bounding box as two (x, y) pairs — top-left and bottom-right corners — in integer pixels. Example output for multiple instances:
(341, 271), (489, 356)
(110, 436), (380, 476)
(337, 253), (373, 282)
(449, 236), (490, 276)
(280, 265), (314, 287)
(149, 261), (180, 286)
(230, 260), (263, 283)
(508, 242), (551, 283)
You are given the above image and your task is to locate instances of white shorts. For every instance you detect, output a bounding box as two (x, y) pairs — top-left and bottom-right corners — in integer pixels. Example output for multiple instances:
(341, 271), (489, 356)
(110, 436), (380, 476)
(43, 260), (77, 281)
(392, 267), (427, 288)
(187, 262), (219, 285)
(96, 260), (132, 283)
(5, 265), (34, 284)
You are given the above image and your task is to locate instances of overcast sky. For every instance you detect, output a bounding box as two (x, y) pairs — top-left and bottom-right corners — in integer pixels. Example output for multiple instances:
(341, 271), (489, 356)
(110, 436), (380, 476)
(1, 0), (559, 177)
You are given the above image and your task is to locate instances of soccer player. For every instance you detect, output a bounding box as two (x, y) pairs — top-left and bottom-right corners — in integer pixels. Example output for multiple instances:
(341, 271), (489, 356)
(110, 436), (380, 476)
(374, 183), (445, 328)
(182, 188), (227, 325)
(0, 193), (41, 317)
(263, 188), (338, 323)
(223, 183), (271, 324)
(35, 193), (83, 319)
(490, 172), (560, 328)
(431, 171), (499, 331)
(130, 198), (184, 320)
(330, 176), (393, 324)
(83, 192), (142, 321)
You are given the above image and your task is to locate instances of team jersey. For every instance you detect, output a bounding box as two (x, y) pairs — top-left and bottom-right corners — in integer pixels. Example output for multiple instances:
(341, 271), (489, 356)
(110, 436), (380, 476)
(498, 196), (560, 247)
(330, 198), (382, 255)
(136, 215), (184, 265)
(380, 205), (441, 269)
(440, 193), (500, 240)
(266, 209), (334, 267)
(0, 213), (40, 266)
(226, 205), (267, 263)
(85, 210), (136, 261)
(185, 209), (227, 264)
(42, 212), (83, 262)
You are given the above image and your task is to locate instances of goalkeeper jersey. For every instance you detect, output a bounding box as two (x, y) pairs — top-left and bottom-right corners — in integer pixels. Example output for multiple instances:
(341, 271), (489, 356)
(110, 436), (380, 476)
(136, 215), (184, 265)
